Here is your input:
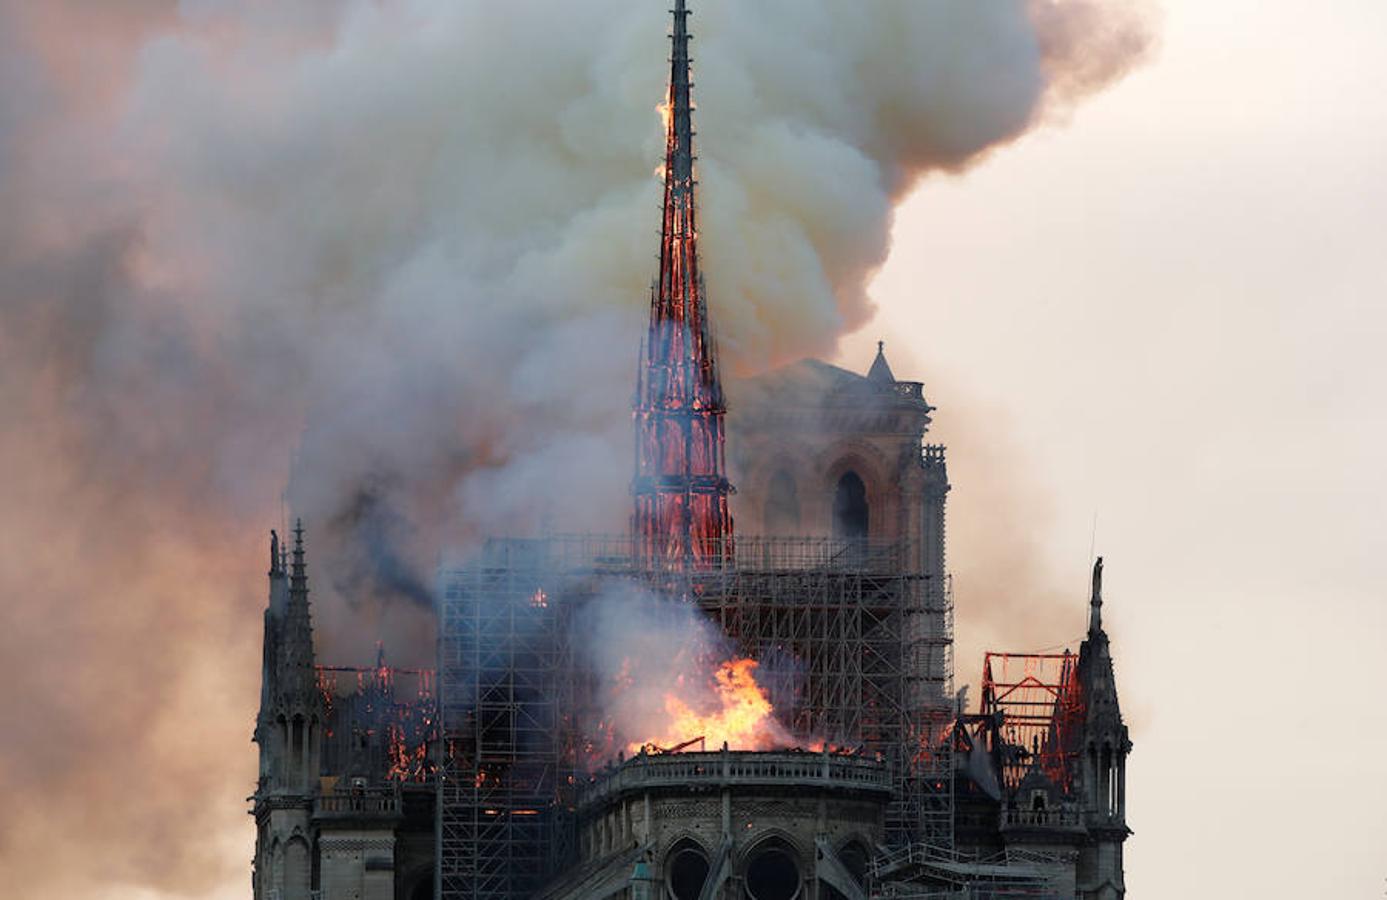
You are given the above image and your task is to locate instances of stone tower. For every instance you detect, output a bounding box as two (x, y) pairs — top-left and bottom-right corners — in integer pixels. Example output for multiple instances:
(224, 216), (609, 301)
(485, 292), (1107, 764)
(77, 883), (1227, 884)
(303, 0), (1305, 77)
(729, 343), (949, 582)
(1075, 558), (1132, 898)
(252, 523), (325, 900)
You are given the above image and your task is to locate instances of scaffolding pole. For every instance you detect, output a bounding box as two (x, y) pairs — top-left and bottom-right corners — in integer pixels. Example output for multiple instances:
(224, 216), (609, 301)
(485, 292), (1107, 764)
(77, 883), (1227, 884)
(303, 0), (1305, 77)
(436, 535), (955, 899)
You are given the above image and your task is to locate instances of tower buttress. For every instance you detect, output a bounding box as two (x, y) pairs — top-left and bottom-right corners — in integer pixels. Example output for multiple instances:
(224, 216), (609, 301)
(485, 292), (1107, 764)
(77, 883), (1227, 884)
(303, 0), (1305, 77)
(632, 0), (734, 571)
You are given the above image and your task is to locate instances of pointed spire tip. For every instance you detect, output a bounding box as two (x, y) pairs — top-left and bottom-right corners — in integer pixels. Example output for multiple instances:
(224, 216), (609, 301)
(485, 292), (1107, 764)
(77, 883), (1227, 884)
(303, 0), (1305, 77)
(867, 339), (896, 383)
(1089, 556), (1104, 634)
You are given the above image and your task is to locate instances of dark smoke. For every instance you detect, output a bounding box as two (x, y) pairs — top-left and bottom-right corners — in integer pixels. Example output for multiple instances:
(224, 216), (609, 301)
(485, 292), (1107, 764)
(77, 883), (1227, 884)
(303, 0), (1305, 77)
(327, 476), (435, 609)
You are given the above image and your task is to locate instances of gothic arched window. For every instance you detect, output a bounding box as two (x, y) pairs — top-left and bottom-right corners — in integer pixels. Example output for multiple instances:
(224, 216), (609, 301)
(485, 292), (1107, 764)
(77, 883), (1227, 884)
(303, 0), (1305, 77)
(832, 471), (869, 542)
(745, 839), (801, 900)
(667, 839), (711, 900)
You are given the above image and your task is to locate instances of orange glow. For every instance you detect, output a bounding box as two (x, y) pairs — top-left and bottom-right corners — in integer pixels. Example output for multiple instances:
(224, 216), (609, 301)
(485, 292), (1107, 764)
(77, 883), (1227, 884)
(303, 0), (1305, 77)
(657, 99), (672, 132)
(628, 658), (787, 752)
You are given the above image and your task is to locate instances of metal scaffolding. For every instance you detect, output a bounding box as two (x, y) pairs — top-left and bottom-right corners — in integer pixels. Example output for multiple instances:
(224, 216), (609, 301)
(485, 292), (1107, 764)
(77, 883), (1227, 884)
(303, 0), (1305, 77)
(436, 534), (955, 899)
(872, 844), (1067, 899)
(437, 547), (578, 900)
(978, 652), (1085, 793)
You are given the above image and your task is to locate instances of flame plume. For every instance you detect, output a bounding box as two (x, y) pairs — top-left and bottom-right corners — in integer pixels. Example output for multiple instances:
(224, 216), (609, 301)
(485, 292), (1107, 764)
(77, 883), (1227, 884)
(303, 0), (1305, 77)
(626, 657), (792, 753)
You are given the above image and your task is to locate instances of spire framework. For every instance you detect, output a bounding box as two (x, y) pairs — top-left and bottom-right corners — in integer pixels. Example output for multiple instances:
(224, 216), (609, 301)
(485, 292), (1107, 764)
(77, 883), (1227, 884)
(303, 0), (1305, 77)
(632, 0), (734, 570)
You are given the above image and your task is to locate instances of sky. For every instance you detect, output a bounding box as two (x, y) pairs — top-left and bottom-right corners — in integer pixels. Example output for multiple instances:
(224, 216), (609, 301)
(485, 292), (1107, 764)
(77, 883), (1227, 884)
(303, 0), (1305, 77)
(844, 0), (1387, 894)
(1, 1), (1384, 898)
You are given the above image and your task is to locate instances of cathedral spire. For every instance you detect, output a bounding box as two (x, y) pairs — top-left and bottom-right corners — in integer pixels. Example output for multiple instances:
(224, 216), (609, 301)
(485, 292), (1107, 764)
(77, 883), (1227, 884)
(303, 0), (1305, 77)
(633, 0), (734, 571)
(668, 0), (695, 189)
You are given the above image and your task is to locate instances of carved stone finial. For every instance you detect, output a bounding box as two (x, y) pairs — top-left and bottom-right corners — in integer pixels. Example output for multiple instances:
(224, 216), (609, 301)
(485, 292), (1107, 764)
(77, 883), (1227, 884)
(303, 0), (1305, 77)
(1089, 556), (1104, 635)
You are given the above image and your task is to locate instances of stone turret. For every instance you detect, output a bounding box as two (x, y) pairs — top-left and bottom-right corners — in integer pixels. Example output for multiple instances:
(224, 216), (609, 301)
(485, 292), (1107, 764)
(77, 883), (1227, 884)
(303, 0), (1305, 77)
(252, 521), (325, 900)
(1075, 558), (1132, 899)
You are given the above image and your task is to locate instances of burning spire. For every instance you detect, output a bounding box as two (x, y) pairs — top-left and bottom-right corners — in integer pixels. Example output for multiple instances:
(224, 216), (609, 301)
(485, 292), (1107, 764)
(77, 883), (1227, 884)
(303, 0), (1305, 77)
(633, 0), (734, 570)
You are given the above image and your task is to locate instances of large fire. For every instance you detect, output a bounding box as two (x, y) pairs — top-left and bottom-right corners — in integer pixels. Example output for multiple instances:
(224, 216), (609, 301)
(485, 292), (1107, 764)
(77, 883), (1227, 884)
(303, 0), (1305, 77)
(627, 658), (792, 753)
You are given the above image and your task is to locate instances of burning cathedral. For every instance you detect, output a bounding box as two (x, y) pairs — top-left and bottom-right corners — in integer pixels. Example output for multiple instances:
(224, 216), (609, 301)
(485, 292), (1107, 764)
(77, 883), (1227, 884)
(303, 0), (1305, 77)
(250, 3), (1132, 898)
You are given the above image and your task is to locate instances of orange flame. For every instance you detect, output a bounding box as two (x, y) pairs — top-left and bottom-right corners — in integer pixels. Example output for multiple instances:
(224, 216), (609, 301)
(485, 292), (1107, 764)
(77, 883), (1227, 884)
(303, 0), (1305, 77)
(628, 658), (789, 753)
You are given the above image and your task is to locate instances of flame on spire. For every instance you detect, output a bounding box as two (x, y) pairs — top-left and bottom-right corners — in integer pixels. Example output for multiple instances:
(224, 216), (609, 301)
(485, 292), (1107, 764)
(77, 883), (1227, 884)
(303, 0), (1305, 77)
(632, 0), (734, 571)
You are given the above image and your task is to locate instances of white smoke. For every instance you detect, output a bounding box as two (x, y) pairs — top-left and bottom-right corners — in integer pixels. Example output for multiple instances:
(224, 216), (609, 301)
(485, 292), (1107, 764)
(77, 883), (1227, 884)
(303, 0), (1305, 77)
(0, 0), (1151, 895)
(118, 0), (1153, 632)
(572, 583), (795, 758)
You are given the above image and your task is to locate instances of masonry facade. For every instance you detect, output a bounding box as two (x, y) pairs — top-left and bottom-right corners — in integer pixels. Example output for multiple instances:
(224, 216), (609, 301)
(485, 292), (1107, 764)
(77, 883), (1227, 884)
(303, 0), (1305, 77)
(250, 349), (1132, 900)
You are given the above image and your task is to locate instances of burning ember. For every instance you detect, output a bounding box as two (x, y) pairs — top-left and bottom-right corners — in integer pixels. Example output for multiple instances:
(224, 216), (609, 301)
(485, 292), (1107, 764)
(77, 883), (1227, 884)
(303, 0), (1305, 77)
(626, 658), (792, 753)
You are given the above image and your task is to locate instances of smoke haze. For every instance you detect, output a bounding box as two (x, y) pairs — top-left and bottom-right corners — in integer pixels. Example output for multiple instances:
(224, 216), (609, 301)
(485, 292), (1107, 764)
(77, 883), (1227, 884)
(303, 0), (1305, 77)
(572, 584), (794, 756)
(0, 1), (1150, 896)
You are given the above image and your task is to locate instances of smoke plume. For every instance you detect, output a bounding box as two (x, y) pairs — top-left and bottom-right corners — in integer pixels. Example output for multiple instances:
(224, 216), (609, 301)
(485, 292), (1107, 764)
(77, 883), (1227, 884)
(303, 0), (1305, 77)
(0, 0), (1151, 895)
(573, 584), (794, 757)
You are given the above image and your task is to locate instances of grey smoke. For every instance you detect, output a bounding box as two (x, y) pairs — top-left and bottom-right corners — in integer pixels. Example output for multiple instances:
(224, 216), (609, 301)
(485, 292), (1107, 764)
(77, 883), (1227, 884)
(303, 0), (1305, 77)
(0, 1), (1151, 896)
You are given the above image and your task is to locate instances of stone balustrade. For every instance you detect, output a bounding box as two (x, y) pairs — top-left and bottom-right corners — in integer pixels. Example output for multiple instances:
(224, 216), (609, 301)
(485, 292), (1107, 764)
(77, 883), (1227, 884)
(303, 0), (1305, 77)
(999, 806), (1083, 829)
(577, 749), (891, 809)
(313, 787), (402, 818)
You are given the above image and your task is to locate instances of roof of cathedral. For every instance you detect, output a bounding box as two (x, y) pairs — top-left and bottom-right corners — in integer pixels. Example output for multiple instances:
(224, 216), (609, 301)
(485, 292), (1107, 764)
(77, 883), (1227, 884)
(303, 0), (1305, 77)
(735, 352), (932, 415)
(868, 340), (897, 383)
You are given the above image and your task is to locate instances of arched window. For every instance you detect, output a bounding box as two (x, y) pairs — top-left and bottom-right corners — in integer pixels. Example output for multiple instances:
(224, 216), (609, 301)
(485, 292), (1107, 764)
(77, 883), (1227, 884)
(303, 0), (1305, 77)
(764, 469), (800, 534)
(745, 839), (802, 900)
(667, 839), (711, 900)
(832, 471), (869, 542)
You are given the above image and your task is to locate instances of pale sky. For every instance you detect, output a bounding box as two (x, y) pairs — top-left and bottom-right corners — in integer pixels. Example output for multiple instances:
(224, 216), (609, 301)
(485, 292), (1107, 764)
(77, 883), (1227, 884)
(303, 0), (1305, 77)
(844, 0), (1387, 894)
